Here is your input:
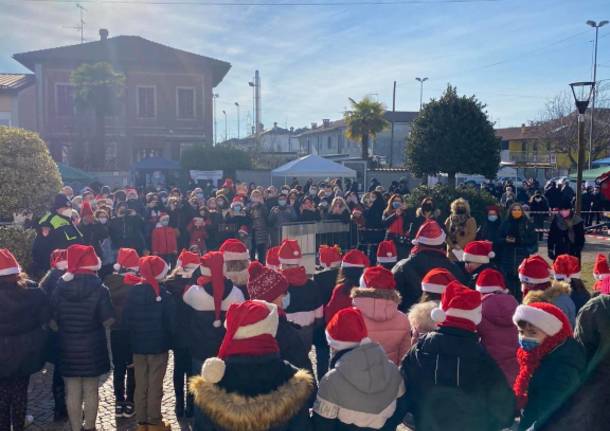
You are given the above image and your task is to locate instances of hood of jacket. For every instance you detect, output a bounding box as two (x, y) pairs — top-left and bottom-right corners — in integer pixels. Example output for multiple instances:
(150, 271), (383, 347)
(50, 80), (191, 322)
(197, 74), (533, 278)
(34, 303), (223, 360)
(189, 368), (313, 431)
(351, 288), (400, 322)
(481, 292), (518, 327)
(56, 274), (102, 302)
(524, 280), (572, 304)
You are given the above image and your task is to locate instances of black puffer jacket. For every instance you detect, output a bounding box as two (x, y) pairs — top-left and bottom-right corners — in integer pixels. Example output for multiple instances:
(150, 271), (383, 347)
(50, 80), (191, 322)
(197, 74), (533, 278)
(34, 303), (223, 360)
(164, 275), (195, 350)
(276, 315), (313, 373)
(401, 326), (515, 431)
(0, 278), (50, 378)
(39, 268), (64, 364)
(392, 249), (467, 311)
(123, 283), (175, 355)
(51, 274), (115, 377)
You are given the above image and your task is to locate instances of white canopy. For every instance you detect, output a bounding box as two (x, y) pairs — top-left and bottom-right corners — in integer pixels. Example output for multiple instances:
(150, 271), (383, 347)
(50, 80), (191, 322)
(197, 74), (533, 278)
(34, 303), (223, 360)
(271, 154), (357, 178)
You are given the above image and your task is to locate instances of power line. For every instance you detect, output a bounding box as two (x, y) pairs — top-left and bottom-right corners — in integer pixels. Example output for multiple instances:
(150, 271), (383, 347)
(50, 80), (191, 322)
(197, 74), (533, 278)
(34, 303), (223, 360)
(21, 0), (508, 5)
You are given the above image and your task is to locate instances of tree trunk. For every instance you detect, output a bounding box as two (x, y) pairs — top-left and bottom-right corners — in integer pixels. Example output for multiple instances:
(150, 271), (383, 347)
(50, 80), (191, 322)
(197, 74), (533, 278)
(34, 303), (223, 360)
(361, 133), (369, 164)
(93, 109), (106, 170)
(448, 171), (456, 189)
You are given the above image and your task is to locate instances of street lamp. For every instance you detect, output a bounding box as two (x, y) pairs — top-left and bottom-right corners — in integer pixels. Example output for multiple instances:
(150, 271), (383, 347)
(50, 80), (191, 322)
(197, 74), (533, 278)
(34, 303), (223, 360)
(415, 77), (428, 111)
(249, 81), (256, 136)
(222, 110), (228, 142)
(569, 81), (595, 216)
(586, 20), (608, 169)
(212, 93), (219, 145)
(234, 102), (240, 140)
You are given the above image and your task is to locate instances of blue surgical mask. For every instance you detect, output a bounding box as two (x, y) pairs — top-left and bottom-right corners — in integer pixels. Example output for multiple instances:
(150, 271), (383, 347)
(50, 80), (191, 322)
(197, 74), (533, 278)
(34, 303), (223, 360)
(518, 336), (540, 352)
(160, 219), (169, 227)
(488, 215), (498, 222)
(281, 292), (291, 309)
(233, 205), (242, 212)
(392, 201), (401, 209)
(278, 199), (287, 207)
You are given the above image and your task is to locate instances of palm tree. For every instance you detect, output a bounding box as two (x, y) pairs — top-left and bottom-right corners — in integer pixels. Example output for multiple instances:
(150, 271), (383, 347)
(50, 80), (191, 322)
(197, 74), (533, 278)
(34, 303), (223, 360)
(71, 62), (125, 169)
(344, 96), (389, 165)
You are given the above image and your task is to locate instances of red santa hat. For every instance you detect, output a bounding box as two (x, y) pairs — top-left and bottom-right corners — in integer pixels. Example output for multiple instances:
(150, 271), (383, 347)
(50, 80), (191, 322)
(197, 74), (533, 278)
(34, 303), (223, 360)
(176, 250), (200, 277)
(319, 245), (342, 269)
(279, 239), (302, 265)
(593, 253), (610, 281)
(421, 268), (456, 294)
(513, 302), (571, 337)
(62, 244), (101, 282)
(412, 220), (446, 246)
(552, 254), (581, 281)
(376, 240), (397, 264)
(341, 249), (369, 268)
(325, 307), (369, 351)
(222, 178), (234, 189)
(431, 280), (482, 332)
(518, 255), (552, 285)
(359, 265), (396, 290)
(158, 212), (170, 222)
(230, 196), (244, 208)
(201, 300), (279, 383)
(0, 249), (21, 276)
(113, 248), (140, 272)
(462, 241), (495, 264)
(125, 255), (169, 302)
(50, 249), (68, 271)
(220, 239), (249, 261)
(475, 268), (507, 294)
(265, 246), (281, 271)
(247, 261), (289, 302)
(199, 252), (227, 327)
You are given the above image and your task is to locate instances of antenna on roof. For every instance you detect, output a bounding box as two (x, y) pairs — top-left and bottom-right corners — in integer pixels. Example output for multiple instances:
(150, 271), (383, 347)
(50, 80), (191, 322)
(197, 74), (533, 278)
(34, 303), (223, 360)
(63, 3), (86, 44)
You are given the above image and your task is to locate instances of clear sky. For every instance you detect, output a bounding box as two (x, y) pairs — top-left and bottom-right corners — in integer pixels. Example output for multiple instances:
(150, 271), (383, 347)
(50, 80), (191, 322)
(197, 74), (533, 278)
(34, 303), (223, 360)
(1, 0), (608, 139)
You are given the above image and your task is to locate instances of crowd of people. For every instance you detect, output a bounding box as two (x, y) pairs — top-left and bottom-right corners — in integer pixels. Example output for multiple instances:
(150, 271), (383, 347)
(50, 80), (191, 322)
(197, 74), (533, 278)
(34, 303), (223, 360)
(1, 177), (609, 431)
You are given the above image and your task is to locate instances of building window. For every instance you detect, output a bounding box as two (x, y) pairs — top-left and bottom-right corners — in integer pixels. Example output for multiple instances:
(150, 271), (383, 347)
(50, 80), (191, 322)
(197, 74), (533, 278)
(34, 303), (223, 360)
(137, 86), (156, 118)
(56, 84), (74, 116)
(177, 88), (195, 119)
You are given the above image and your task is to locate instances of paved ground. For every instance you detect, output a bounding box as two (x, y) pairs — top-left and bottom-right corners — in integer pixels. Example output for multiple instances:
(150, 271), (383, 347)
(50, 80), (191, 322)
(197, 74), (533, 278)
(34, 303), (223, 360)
(26, 234), (610, 431)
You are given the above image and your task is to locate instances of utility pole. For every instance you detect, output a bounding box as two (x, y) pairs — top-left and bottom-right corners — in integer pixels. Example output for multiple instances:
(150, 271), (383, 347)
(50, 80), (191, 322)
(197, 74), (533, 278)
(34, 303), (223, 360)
(416, 77), (428, 111)
(586, 20), (608, 169)
(212, 93), (219, 146)
(222, 110), (228, 142)
(390, 80), (396, 167)
(64, 3), (86, 43)
(234, 102), (240, 140)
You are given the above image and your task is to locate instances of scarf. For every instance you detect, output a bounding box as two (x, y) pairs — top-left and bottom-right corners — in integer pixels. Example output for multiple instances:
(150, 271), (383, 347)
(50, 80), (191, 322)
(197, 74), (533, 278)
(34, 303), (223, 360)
(282, 266), (309, 286)
(448, 213), (469, 243)
(388, 213), (405, 236)
(410, 243), (446, 257)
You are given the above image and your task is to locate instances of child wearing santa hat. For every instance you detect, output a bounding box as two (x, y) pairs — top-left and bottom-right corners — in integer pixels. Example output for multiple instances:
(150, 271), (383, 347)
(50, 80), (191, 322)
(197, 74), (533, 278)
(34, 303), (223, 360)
(189, 300), (314, 431)
(553, 253), (590, 313)
(103, 248), (140, 419)
(151, 213), (178, 268)
(51, 244), (115, 431)
(475, 268), (519, 386)
(246, 261), (312, 373)
(164, 250), (201, 418)
(38, 249), (69, 421)
(223, 196), (251, 245)
(279, 239), (325, 351)
(219, 238), (250, 299)
(324, 249), (369, 324)
(313, 308), (408, 430)
(183, 251), (244, 377)
(265, 245), (281, 272)
(519, 255), (576, 327)
(122, 255), (175, 431)
(186, 216), (208, 254)
(351, 266), (411, 365)
(461, 240), (497, 288)
(401, 280), (515, 431)
(592, 252), (610, 292)
(512, 302), (585, 430)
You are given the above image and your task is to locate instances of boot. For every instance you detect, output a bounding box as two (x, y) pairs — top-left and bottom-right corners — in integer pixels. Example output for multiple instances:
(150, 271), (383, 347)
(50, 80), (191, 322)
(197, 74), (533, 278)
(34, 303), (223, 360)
(147, 421), (171, 431)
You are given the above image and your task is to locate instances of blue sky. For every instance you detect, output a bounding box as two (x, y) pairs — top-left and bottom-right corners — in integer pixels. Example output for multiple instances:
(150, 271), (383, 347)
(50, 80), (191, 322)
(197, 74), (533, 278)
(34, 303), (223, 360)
(1, 0), (609, 139)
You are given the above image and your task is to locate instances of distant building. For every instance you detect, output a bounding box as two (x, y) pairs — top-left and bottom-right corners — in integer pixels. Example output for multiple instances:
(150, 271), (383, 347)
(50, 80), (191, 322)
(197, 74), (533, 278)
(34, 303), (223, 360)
(0, 73), (36, 129)
(294, 111), (418, 166)
(223, 122), (302, 153)
(12, 28), (231, 170)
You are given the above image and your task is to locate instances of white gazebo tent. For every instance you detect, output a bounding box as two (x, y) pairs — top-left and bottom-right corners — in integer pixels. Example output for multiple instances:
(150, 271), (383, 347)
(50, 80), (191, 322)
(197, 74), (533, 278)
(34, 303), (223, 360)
(271, 154), (357, 183)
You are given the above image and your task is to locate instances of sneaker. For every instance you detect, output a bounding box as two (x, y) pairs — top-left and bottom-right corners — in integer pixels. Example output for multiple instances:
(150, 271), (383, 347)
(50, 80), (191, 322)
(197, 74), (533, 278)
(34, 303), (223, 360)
(25, 414), (34, 427)
(115, 403), (124, 418)
(123, 402), (135, 418)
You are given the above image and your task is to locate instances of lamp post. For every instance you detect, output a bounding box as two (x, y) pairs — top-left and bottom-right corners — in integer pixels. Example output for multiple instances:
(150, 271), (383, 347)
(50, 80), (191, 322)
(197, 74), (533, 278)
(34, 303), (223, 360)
(222, 110), (228, 142)
(569, 81), (595, 216)
(212, 93), (219, 146)
(415, 77), (428, 111)
(234, 102), (240, 139)
(586, 20), (608, 169)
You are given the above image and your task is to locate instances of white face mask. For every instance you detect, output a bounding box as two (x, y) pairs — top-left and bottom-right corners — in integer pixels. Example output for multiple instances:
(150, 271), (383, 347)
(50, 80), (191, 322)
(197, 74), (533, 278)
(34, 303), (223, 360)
(59, 208), (73, 218)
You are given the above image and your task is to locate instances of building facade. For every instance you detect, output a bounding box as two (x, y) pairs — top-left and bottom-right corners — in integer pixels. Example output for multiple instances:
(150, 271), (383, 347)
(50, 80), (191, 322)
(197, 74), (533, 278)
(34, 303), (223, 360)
(0, 73), (36, 130)
(12, 29), (230, 170)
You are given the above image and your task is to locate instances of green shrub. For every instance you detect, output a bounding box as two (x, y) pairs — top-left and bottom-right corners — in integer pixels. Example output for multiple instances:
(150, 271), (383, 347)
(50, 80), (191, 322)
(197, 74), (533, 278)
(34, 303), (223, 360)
(0, 127), (62, 221)
(404, 184), (499, 225)
(0, 225), (36, 272)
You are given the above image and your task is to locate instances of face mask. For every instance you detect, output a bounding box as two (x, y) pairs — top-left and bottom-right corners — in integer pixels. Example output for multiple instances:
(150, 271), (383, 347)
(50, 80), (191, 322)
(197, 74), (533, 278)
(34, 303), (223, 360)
(488, 214), (498, 222)
(518, 336), (541, 352)
(217, 201), (225, 208)
(309, 189), (318, 196)
(422, 203), (432, 212)
(281, 292), (291, 309)
(98, 217), (108, 224)
(233, 205), (242, 212)
(197, 193), (204, 200)
(534, 197), (542, 202)
(278, 199), (287, 207)
(160, 219), (169, 227)
(512, 210), (523, 219)
(59, 208), (73, 218)
(456, 208), (466, 215)
(560, 209), (571, 218)
(392, 201), (401, 209)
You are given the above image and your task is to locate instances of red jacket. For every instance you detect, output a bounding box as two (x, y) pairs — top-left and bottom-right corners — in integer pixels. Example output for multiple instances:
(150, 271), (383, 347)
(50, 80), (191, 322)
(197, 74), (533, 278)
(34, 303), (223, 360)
(187, 223), (208, 250)
(151, 226), (177, 255)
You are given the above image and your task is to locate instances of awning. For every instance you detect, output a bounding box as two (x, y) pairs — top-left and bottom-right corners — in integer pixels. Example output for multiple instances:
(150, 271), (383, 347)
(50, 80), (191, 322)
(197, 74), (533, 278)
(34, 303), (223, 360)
(568, 166), (610, 181)
(57, 163), (97, 183)
(271, 154), (356, 178)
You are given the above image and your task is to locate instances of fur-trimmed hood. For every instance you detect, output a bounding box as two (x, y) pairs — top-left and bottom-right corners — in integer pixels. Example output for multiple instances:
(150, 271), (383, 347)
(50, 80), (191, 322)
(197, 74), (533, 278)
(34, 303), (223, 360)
(189, 369), (314, 431)
(351, 287), (401, 303)
(408, 300), (438, 334)
(352, 288), (401, 322)
(416, 207), (442, 218)
(524, 280), (572, 304)
(450, 198), (471, 216)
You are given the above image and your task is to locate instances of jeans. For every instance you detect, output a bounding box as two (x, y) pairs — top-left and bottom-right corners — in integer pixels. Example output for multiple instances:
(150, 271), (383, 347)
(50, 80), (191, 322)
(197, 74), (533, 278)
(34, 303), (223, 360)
(111, 330), (135, 403)
(134, 352), (168, 425)
(64, 376), (99, 431)
(173, 348), (194, 409)
(0, 375), (30, 431)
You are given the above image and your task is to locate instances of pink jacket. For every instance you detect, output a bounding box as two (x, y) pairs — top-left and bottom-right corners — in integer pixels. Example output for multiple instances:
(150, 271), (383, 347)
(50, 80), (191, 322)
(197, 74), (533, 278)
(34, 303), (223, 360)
(352, 288), (411, 365)
(477, 291), (519, 386)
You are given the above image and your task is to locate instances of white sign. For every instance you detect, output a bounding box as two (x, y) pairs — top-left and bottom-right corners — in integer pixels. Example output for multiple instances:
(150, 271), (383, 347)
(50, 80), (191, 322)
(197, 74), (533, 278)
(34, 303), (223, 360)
(190, 170), (223, 183)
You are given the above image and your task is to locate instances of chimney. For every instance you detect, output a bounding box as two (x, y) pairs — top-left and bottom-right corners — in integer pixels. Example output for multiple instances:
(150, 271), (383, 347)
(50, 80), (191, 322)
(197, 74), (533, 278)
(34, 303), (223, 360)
(322, 118), (330, 128)
(273, 122), (278, 128)
(99, 29), (109, 41)
(521, 123), (526, 136)
(311, 122), (317, 129)
(290, 126), (294, 133)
